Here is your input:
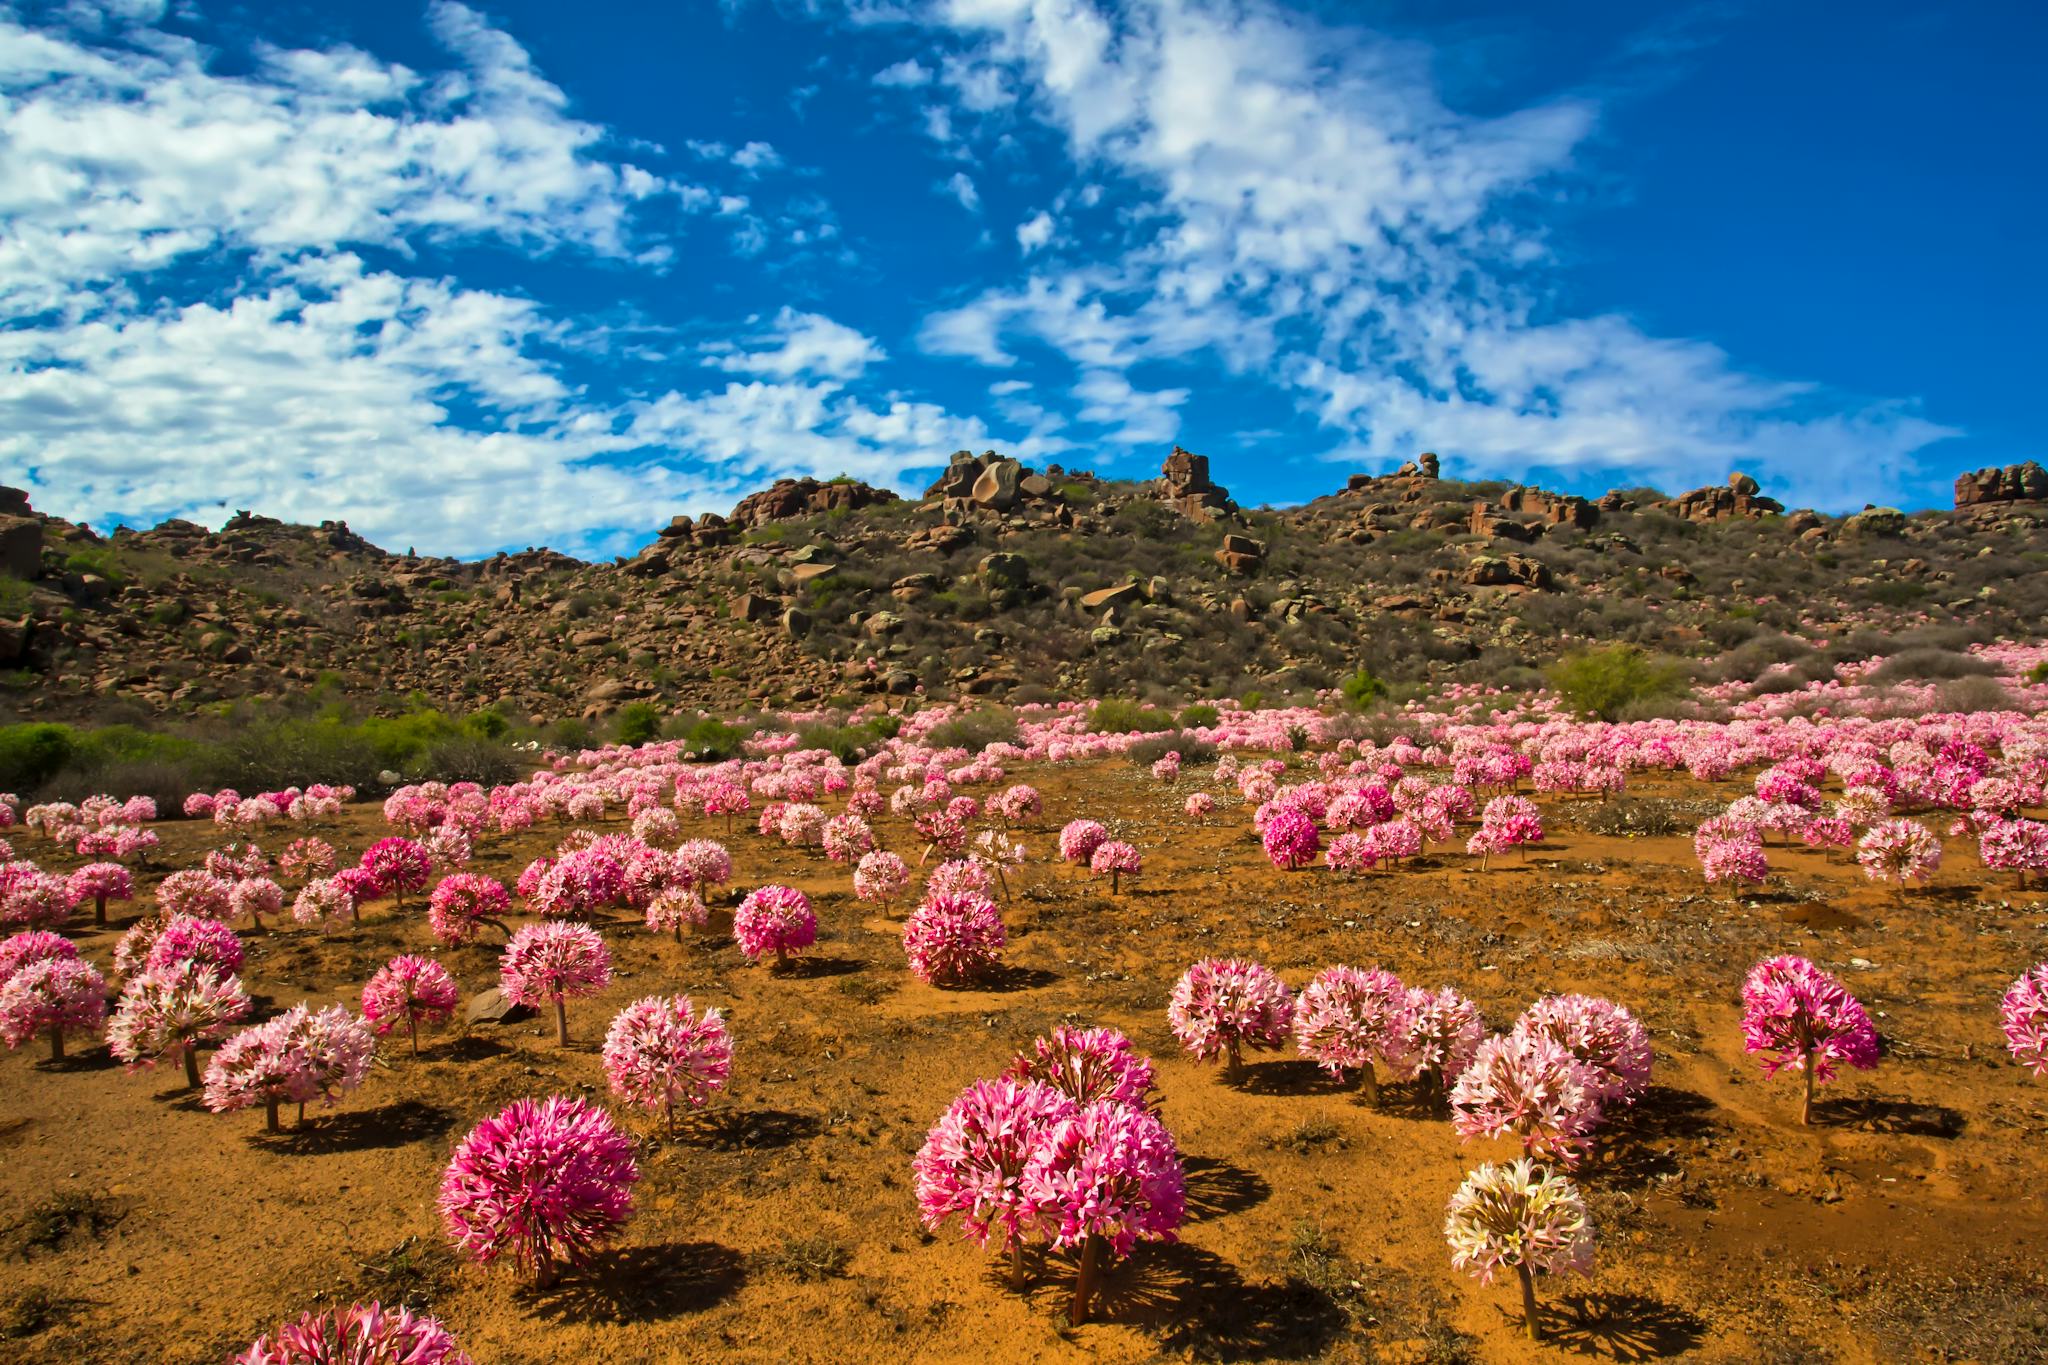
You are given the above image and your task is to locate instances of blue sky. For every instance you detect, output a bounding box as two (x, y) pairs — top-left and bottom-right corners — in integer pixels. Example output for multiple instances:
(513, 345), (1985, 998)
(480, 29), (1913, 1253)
(0, 0), (2039, 558)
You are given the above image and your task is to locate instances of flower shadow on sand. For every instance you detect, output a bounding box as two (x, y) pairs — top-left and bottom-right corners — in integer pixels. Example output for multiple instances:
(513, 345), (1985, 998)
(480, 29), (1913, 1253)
(520, 1241), (745, 1324)
(1075, 1240), (1347, 1361)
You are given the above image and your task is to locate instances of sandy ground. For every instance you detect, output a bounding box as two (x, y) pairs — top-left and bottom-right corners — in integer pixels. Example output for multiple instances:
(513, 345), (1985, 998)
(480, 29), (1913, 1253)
(3, 760), (2045, 1364)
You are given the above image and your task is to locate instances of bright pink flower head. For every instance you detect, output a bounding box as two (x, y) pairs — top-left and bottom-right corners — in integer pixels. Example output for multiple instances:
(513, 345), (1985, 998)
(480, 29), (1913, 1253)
(601, 995), (733, 1123)
(0, 928), (77, 983)
(330, 866), (382, 909)
(1292, 966), (1414, 1081)
(1167, 958), (1293, 1067)
(70, 862), (134, 907)
(156, 868), (233, 919)
(1739, 955), (1880, 1088)
(204, 1011), (323, 1117)
(0, 956), (107, 1050)
(361, 837), (432, 898)
(1514, 995), (1653, 1105)
(2000, 963), (2048, 1076)
(500, 922), (612, 1008)
(438, 1094), (639, 1282)
(733, 885), (817, 965)
(777, 803), (828, 848)
(1021, 1099), (1186, 1257)
(1261, 807), (1322, 870)
(235, 1301), (473, 1365)
(914, 1078), (1078, 1249)
(1450, 1031), (1604, 1165)
(144, 914), (245, 976)
(1006, 1026), (1155, 1108)
(902, 892), (1007, 986)
(1058, 819), (1108, 865)
(205, 843), (272, 883)
(107, 964), (251, 1071)
(853, 850), (911, 908)
(362, 955), (462, 1038)
(427, 873), (511, 945)
(1444, 1158), (1594, 1286)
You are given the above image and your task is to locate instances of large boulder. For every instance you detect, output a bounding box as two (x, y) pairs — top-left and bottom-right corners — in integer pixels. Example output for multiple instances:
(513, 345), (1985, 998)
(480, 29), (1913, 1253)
(0, 514), (43, 580)
(729, 477), (896, 527)
(1158, 446), (1236, 521)
(970, 458), (1023, 510)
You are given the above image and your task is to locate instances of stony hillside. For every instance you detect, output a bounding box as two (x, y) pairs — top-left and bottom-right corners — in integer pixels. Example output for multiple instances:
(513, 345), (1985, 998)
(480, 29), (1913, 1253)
(2, 451), (2045, 726)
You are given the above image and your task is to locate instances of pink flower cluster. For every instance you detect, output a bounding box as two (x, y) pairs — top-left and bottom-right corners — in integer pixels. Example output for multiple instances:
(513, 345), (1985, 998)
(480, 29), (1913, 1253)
(903, 892), (1007, 985)
(1740, 955), (1880, 1122)
(601, 994), (733, 1133)
(1291, 965), (1413, 1100)
(236, 1301), (472, 1365)
(733, 885), (817, 967)
(362, 955), (462, 1054)
(2001, 963), (2048, 1076)
(439, 1094), (639, 1286)
(1168, 958), (1292, 1073)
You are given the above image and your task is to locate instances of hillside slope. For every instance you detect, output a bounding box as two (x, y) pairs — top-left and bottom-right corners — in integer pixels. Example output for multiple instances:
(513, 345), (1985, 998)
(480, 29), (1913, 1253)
(2, 452), (2045, 725)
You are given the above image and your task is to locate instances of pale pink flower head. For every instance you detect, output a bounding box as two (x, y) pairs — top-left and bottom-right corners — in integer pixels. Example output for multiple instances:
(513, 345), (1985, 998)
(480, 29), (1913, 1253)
(204, 1011), (323, 1122)
(1513, 995), (1653, 1105)
(1739, 954), (1879, 1121)
(2000, 963), (2048, 1076)
(144, 914), (245, 977)
(1021, 1099), (1186, 1257)
(0, 868), (77, 931)
(235, 1301), (473, 1365)
(1855, 818), (1942, 888)
(1184, 791), (1215, 819)
(1058, 819), (1108, 865)
(0, 956), (107, 1055)
(821, 813), (876, 864)
(645, 888), (709, 940)
(1291, 966), (1414, 1096)
(1261, 807), (1321, 871)
(1449, 1031), (1604, 1165)
(1168, 958), (1293, 1072)
(1006, 1026), (1155, 1108)
(156, 868), (233, 921)
(902, 892), (1007, 985)
(601, 994), (733, 1131)
(1444, 1157), (1593, 1339)
(229, 877), (285, 929)
(362, 955), (462, 1053)
(291, 878), (354, 930)
(427, 873), (511, 945)
(733, 885), (817, 967)
(853, 850), (911, 909)
(914, 1078), (1077, 1250)
(673, 839), (733, 890)
(205, 843), (272, 883)
(992, 784), (1042, 824)
(107, 963), (252, 1077)
(925, 857), (995, 900)
(438, 1094), (639, 1285)
(277, 837), (336, 883)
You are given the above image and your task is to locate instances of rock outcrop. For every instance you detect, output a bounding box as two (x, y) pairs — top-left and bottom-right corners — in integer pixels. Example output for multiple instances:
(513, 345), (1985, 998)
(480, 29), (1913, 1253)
(1954, 462), (2048, 508)
(1157, 447), (1236, 522)
(729, 477), (898, 528)
(1667, 473), (1784, 523)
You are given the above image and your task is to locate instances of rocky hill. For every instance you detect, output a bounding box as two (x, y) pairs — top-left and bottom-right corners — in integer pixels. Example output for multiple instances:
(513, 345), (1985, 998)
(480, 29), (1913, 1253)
(2, 452), (2045, 725)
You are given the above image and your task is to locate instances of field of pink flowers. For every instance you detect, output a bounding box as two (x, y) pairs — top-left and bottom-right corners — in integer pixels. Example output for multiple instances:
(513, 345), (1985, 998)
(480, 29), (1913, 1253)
(2, 675), (2047, 1363)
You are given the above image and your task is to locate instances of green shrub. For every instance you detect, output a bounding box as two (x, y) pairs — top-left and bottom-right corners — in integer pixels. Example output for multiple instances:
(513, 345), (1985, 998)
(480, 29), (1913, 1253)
(414, 735), (523, 786)
(1127, 732), (1219, 768)
(924, 706), (1019, 751)
(461, 707), (512, 740)
(665, 714), (747, 761)
(1546, 645), (1687, 721)
(0, 724), (77, 790)
(1176, 703), (1220, 729)
(1337, 668), (1385, 709)
(1085, 699), (1176, 734)
(613, 701), (663, 747)
(2029, 661), (2048, 686)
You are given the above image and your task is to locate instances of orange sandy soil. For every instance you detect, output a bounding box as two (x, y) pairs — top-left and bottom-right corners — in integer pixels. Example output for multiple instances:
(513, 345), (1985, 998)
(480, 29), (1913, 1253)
(3, 762), (2046, 1365)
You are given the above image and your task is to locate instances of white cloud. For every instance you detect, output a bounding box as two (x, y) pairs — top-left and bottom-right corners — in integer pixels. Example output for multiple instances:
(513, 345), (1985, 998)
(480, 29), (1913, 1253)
(939, 169), (981, 212)
(731, 139), (784, 172)
(1015, 209), (1054, 253)
(873, 57), (932, 87)
(708, 307), (887, 381)
(1071, 368), (1187, 446)
(900, 0), (1957, 504)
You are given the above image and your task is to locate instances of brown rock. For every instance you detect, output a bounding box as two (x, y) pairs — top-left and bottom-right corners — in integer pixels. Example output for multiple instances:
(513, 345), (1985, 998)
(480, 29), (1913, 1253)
(0, 514), (43, 580)
(1954, 461), (2048, 508)
(464, 987), (531, 1025)
(731, 592), (778, 623)
(1080, 583), (1144, 612)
